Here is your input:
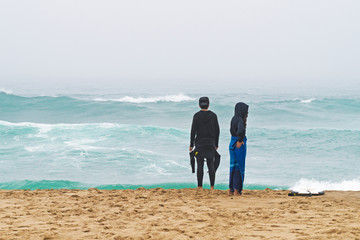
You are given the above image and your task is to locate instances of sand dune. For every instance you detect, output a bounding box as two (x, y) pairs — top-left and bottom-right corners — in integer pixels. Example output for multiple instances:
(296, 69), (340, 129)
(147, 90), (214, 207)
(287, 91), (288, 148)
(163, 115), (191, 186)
(0, 188), (359, 239)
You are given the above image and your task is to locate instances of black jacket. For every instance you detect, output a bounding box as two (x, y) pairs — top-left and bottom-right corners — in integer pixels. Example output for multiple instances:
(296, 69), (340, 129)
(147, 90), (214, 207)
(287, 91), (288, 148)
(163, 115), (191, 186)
(230, 102), (249, 143)
(190, 110), (220, 148)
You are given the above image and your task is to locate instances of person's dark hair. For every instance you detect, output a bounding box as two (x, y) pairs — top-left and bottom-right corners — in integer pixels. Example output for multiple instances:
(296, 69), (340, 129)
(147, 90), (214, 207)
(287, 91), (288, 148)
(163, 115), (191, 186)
(244, 112), (248, 128)
(199, 97), (209, 109)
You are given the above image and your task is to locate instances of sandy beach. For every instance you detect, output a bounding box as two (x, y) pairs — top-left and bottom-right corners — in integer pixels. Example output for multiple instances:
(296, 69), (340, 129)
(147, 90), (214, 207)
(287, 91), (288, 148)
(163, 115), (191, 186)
(0, 188), (359, 239)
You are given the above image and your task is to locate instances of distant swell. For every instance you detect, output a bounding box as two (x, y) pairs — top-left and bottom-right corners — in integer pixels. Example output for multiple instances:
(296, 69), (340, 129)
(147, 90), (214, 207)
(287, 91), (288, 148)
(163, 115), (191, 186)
(0, 92), (197, 124)
(0, 92), (195, 103)
(0, 120), (187, 137)
(92, 94), (195, 103)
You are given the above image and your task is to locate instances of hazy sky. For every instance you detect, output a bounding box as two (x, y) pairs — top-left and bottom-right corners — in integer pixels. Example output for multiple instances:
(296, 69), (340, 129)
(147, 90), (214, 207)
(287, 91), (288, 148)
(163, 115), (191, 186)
(1, 0), (359, 92)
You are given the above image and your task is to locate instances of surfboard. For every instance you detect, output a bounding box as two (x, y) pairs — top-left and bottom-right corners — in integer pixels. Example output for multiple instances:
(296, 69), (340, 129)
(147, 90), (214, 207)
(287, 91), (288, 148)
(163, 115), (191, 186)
(288, 189), (325, 196)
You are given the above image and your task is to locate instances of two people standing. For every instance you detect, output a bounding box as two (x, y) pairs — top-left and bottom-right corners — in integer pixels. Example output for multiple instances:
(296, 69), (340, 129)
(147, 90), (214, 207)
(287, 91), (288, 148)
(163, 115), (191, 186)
(190, 97), (248, 195)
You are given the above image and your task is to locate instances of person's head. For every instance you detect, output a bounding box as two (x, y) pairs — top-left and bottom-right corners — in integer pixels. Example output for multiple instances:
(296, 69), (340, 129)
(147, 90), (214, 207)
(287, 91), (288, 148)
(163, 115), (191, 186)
(234, 102), (249, 127)
(199, 97), (209, 110)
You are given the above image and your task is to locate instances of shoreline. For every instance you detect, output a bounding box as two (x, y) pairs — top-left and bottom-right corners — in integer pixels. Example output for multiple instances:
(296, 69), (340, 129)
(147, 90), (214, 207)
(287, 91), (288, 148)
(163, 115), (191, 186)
(0, 188), (359, 239)
(0, 180), (291, 191)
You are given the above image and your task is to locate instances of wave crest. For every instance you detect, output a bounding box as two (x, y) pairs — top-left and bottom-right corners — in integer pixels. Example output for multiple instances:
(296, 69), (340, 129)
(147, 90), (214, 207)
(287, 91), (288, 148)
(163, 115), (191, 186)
(92, 94), (195, 103)
(300, 98), (316, 103)
(0, 120), (187, 135)
(292, 98), (317, 103)
(0, 89), (13, 95)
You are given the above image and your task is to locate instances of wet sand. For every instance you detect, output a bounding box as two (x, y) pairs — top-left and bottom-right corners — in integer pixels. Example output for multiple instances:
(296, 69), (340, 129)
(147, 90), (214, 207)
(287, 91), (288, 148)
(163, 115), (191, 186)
(0, 188), (359, 239)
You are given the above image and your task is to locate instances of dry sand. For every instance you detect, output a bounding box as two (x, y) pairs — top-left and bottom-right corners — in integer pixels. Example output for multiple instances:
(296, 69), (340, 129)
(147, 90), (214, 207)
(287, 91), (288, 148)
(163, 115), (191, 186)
(0, 188), (359, 239)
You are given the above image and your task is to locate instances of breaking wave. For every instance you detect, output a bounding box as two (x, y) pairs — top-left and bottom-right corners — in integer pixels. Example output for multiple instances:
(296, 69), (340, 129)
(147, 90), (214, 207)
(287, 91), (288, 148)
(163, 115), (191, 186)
(291, 178), (360, 191)
(88, 94), (195, 103)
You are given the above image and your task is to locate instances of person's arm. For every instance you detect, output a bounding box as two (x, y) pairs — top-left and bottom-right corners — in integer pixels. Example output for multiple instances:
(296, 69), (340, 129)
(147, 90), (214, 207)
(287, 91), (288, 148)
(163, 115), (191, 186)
(190, 115), (197, 151)
(214, 115), (220, 150)
(236, 118), (245, 148)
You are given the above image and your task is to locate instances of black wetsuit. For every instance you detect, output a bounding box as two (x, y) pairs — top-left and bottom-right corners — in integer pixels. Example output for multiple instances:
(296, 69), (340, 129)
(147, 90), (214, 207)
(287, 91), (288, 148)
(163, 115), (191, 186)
(190, 110), (220, 187)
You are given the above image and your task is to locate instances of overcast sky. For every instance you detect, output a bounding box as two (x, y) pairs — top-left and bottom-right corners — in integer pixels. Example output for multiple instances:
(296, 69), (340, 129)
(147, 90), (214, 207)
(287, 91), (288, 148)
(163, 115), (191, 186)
(0, 0), (359, 93)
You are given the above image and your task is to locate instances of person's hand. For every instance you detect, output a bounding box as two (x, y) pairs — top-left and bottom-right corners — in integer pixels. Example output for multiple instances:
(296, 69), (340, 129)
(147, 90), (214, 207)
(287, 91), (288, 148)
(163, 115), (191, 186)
(189, 147), (193, 152)
(236, 141), (244, 148)
(215, 146), (218, 150)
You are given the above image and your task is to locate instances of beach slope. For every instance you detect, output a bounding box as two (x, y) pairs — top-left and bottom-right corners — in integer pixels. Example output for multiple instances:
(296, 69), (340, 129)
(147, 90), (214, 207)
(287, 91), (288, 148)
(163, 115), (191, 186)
(0, 188), (359, 239)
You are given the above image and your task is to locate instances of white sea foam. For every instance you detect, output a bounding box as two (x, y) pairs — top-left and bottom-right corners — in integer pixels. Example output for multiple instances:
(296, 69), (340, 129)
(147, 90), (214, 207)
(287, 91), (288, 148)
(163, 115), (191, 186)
(142, 164), (172, 176)
(291, 178), (360, 191)
(93, 94), (195, 103)
(24, 146), (45, 152)
(65, 139), (103, 151)
(0, 120), (48, 128)
(0, 120), (116, 129)
(118, 147), (157, 155)
(165, 160), (188, 169)
(0, 89), (13, 95)
(0, 120), (186, 134)
(297, 98), (316, 103)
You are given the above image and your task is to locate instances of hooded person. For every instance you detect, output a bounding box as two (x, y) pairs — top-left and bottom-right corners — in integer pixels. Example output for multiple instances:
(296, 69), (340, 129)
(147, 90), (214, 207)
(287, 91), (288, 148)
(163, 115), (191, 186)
(229, 102), (249, 196)
(189, 97), (220, 189)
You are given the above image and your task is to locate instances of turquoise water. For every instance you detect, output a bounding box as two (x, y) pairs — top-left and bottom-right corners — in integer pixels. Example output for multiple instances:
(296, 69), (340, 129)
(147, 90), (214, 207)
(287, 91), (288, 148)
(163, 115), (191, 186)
(0, 180), (286, 191)
(1, 89), (359, 190)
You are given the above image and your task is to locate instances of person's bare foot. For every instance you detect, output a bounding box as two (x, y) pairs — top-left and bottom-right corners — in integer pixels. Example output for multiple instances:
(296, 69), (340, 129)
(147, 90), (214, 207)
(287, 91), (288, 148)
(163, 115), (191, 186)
(234, 189), (242, 196)
(197, 186), (203, 189)
(210, 186), (214, 190)
(228, 189), (234, 195)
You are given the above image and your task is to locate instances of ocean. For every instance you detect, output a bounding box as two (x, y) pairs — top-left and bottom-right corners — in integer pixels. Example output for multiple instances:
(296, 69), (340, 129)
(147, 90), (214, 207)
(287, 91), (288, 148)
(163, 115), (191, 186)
(1, 87), (359, 191)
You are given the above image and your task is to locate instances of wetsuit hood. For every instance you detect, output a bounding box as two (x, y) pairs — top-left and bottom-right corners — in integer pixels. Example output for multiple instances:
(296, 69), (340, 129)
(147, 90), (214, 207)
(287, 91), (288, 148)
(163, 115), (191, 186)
(234, 102), (249, 118)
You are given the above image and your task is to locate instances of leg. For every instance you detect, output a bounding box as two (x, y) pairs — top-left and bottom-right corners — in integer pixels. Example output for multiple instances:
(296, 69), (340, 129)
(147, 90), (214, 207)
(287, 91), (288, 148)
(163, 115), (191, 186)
(235, 142), (247, 188)
(233, 167), (242, 194)
(196, 156), (204, 188)
(229, 147), (236, 193)
(229, 168), (235, 195)
(206, 156), (216, 188)
(234, 189), (242, 196)
(239, 171), (243, 193)
(234, 145), (246, 194)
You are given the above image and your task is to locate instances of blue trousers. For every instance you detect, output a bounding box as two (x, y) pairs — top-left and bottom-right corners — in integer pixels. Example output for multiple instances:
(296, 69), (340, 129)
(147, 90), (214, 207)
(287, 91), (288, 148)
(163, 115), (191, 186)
(229, 136), (247, 193)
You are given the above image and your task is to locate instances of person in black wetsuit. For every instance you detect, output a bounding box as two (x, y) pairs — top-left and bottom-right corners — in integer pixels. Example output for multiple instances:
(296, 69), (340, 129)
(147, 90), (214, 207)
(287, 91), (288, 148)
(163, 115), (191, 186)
(189, 97), (220, 189)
